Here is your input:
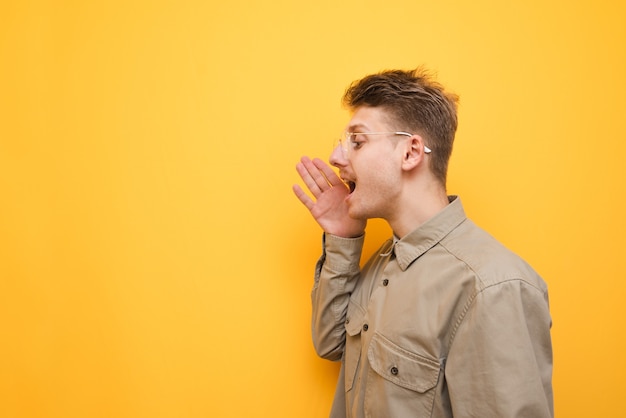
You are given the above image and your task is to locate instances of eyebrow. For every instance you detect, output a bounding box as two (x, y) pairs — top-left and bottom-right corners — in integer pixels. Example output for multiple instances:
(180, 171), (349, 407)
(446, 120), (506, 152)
(346, 123), (369, 132)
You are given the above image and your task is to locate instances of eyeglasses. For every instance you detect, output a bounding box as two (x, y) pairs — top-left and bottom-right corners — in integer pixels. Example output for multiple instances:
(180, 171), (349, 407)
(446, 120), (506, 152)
(337, 131), (432, 157)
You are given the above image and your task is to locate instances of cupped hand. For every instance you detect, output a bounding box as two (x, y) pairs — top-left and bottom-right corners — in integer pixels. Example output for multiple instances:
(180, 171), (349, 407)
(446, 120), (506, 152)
(293, 156), (366, 238)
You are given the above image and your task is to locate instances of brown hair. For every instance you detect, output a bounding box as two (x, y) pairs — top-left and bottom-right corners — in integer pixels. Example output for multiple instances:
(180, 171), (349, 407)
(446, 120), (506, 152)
(342, 68), (459, 187)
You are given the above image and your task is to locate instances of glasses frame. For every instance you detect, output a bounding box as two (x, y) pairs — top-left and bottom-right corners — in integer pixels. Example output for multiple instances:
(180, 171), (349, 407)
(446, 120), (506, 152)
(338, 131), (432, 157)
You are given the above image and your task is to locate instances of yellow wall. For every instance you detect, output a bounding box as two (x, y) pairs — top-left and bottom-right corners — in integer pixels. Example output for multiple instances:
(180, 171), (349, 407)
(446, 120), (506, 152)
(1, 1), (624, 416)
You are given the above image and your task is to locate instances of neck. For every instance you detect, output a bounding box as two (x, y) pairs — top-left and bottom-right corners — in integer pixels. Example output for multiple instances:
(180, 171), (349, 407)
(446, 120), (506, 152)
(388, 184), (449, 238)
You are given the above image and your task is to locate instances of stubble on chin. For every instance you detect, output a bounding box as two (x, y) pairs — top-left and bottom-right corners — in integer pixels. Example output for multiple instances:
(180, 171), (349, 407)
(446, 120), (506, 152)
(347, 201), (371, 222)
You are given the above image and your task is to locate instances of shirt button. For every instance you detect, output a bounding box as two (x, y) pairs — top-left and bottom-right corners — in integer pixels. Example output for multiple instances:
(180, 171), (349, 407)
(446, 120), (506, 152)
(382, 278), (389, 286)
(362, 324), (369, 332)
(345, 318), (350, 325)
(390, 366), (398, 375)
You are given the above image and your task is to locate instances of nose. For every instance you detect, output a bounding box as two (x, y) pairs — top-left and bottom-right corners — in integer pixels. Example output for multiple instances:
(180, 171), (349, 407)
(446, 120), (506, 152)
(329, 145), (348, 168)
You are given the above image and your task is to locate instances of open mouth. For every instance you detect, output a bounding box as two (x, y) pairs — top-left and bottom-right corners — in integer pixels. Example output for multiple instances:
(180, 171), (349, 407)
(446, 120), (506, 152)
(345, 180), (356, 194)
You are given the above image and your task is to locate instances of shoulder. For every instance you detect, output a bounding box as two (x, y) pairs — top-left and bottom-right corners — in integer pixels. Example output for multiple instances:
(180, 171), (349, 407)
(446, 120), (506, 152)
(439, 219), (547, 294)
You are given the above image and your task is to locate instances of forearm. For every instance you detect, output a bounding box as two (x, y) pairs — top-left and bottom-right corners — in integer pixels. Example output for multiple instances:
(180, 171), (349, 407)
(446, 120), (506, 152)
(311, 233), (363, 361)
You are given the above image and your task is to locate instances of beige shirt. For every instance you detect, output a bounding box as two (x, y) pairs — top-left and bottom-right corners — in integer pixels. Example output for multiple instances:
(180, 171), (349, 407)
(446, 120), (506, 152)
(311, 196), (553, 417)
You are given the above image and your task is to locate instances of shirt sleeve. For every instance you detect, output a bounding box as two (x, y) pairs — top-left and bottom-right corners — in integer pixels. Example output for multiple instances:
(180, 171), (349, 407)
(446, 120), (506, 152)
(311, 233), (364, 361)
(446, 278), (554, 417)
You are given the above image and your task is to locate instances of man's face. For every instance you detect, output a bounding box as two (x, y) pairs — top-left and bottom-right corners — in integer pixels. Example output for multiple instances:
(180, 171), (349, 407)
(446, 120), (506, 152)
(330, 106), (407, 221)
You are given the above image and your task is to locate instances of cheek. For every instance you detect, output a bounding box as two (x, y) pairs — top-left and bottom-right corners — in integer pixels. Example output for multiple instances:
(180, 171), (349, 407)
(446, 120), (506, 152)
(354, 151), (401, 192)
(365, 164), (400, 194)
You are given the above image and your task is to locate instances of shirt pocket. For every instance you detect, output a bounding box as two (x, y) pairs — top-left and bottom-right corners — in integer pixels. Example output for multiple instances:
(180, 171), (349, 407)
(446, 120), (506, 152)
(344, 300), (366, 392)
(366, 333), (441, 416)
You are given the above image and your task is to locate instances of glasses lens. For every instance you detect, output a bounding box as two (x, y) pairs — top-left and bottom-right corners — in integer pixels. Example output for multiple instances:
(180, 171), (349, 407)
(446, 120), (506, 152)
(338, 133), (350, 156)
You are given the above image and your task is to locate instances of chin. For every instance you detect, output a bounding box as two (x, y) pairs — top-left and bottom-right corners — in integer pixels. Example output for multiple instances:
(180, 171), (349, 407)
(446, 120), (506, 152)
(347, 207), (362, 220)
(348, 206), (370, 221)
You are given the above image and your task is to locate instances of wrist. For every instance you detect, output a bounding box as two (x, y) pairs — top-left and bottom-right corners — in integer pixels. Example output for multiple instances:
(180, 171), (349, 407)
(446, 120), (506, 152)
(323, 220), (366, 239)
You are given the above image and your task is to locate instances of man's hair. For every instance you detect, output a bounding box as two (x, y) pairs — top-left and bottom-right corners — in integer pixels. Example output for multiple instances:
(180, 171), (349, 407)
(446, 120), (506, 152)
(342, 68), (459, 187)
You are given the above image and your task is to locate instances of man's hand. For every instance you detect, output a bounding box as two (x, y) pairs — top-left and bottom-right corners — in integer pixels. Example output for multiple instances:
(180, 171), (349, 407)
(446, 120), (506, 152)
(293, 156), (366, 238)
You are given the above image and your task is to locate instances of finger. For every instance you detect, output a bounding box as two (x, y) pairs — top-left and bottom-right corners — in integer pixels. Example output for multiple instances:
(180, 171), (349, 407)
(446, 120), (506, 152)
(296, 161), (323, 198)
(312, 158), (345, 188)
(300, 156), (332, 192)
(292, 184), (315, 211)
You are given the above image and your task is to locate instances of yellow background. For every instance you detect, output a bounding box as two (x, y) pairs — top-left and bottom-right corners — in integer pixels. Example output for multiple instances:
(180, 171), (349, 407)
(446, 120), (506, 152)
(1, 0), (624, 417)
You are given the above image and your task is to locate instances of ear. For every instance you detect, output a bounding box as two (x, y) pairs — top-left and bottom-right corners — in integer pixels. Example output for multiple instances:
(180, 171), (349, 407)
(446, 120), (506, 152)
(401, 135), (427, 171)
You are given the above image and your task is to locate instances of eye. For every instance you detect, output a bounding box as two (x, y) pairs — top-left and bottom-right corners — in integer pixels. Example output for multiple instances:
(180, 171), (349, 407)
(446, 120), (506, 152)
(349, 133), (365, 150)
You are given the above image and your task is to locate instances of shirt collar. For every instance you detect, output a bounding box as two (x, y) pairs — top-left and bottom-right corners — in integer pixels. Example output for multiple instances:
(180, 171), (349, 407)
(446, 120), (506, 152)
(393, 196), (467, 271)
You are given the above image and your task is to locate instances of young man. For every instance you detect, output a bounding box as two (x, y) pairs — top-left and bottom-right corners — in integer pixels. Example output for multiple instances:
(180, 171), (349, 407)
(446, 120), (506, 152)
(293, 68), (553, 417)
